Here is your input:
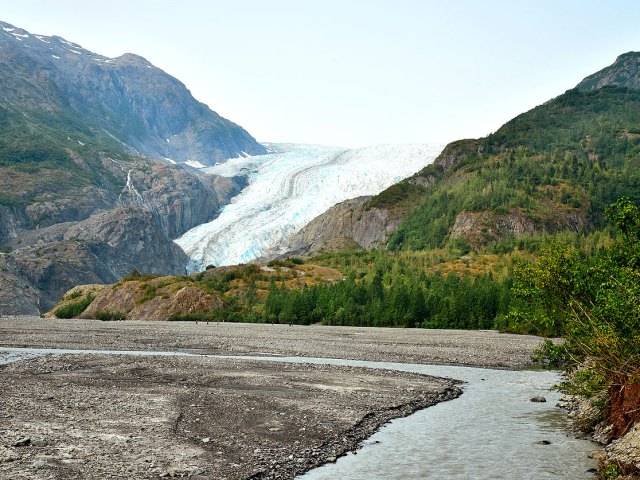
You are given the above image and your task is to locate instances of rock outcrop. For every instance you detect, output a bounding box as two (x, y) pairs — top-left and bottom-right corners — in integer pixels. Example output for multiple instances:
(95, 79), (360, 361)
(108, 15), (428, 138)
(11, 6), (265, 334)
(7, 206), (188, 312)
(449, 207), (587, 250)
(46, 278), (225, 321)
(274, 196), (404, 258)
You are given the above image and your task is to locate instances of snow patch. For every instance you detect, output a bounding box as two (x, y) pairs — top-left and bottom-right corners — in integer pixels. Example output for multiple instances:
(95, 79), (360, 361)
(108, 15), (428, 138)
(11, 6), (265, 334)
(34, 35), (50, 43)
(2, 27), (15, 32)
(51, 55), (60, 59)
(163, 157), (177, 164)
(184, 160), (206, 169)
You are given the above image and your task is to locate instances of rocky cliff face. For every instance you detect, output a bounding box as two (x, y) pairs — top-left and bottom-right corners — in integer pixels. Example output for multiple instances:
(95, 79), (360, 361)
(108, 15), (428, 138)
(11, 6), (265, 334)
(577, 51), (640, 91)
(275, 196), (404, 258)
(6, 206), (189, 312)
(448, 207), (588, 250)
(0, 254), (41, 315)
(0, 21), (266, 165)
(121, 160), (246, 239)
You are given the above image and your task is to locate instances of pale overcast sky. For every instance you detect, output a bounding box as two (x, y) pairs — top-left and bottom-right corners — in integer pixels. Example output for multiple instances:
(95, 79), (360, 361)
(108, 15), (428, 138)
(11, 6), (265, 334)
(3, 1), (640, 148)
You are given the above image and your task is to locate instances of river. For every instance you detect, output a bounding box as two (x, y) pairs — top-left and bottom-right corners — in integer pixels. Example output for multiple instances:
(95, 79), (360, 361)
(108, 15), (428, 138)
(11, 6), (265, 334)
(0, 347), (597, 479)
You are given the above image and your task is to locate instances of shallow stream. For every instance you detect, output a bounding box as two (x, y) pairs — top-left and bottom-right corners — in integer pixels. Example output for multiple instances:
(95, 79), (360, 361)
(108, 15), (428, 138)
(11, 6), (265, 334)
(0, 347), (597, 479)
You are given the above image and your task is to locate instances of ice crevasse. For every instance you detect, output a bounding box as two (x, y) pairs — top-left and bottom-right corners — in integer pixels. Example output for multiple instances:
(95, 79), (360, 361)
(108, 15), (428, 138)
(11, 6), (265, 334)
(175, 143), (444, 270)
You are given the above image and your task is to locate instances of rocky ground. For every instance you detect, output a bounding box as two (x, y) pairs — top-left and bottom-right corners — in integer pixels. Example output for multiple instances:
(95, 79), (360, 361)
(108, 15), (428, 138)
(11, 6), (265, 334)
(0, 353), (459, 480)
(0, 316), (543, 368)
(0, 317), (543, 479)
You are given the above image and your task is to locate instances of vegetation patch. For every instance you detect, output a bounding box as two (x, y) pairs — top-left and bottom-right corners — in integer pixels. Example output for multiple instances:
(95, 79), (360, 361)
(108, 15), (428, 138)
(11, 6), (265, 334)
(94, 310), (126, 321)
(507, 198), (640, 443)
(54, 294), (95, 319)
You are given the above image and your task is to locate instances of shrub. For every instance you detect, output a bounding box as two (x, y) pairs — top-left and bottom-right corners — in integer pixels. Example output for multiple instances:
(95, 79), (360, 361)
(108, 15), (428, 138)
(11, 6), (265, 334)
(94, 310), (126, 321)
(54, 294), (95, 318)
(122, 269), (159, 282)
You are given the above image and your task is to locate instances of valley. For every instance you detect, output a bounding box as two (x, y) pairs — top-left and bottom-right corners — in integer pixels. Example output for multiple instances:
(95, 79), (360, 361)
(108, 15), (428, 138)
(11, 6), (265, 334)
(1, 15), (639, 480)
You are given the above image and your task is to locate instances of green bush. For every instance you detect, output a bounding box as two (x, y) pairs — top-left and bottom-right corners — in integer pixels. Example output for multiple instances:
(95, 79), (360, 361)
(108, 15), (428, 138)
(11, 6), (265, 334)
(122, 269), (160, 282)
(510, 198), (640, 403)
(54, 294), (95, 319)
(168, 310), (226, 322)
(94, 310), (126, 321)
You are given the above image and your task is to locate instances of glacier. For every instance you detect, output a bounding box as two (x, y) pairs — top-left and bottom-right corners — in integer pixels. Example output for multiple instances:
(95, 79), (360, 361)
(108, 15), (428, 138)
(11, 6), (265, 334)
(175, 143), (443, 270)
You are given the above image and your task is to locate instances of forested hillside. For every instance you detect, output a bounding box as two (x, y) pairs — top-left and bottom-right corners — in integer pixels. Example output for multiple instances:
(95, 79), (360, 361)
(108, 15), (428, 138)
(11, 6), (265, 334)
(383, 85), (640, 251)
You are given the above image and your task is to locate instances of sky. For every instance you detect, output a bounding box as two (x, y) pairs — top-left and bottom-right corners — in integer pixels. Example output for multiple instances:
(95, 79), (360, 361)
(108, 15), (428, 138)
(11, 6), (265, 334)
(3, 1), (640, 148)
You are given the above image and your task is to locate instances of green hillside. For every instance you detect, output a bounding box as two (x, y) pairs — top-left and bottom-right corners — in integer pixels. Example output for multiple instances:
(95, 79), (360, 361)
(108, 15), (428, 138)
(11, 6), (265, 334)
(380, 85), (640, 251)
(0, 102), (131, 208)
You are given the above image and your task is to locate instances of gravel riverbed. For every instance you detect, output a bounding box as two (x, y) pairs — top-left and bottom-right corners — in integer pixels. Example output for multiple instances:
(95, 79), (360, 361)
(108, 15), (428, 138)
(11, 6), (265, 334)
(0, 317), (544, 479)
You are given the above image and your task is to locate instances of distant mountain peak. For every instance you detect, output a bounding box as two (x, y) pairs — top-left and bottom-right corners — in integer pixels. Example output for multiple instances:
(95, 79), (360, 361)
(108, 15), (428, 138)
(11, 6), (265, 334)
(577, 51), (640, 91)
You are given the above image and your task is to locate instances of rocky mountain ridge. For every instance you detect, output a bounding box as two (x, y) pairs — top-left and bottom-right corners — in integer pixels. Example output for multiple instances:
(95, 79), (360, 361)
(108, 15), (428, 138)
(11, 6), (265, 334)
(577, 51), (640, 91)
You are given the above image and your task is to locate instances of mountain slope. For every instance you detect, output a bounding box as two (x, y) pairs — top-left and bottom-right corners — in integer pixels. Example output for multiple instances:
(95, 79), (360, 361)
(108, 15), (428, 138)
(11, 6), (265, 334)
(0, 21), (262, 314)
(368, 56), (640, 251)
(283, 52), (640, 255)
(0, 21), (265, 166)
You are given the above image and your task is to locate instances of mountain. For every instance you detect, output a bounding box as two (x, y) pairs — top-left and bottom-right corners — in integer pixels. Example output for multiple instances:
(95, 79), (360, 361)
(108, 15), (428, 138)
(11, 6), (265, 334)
(0, 21), (265, 165)
(0, 21), (262, 314)
(291, 53), (640, 254)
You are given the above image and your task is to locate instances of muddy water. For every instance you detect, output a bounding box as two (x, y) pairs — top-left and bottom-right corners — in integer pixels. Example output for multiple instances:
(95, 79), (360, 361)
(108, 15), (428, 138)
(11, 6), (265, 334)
(231, 356), (598, 479)
(0, 348), (597, 479)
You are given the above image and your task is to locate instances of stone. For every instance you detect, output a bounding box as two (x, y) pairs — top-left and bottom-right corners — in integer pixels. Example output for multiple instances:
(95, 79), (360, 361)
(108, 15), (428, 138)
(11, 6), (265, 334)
(32, 438), (48, 447)
(530, 396), (547, 403)
(13, 437), (31, 447)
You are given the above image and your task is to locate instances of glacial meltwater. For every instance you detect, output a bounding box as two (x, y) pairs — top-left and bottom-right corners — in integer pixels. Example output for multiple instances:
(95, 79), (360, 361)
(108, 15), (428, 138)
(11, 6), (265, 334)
(0, 348), (597, 479)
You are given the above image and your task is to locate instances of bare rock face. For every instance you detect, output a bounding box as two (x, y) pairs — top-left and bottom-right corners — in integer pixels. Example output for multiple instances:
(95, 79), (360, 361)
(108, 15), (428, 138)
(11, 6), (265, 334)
(0, 255), (40, 315)
(8, 206), (188, 311)
(273, 196), (404, 258)
(131, 162), (245, 239)
(63, 206), (188, 275)
(449, 208), (587, 250)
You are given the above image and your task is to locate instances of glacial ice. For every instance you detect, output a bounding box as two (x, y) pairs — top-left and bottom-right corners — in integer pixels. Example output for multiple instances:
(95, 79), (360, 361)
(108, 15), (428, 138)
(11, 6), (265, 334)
(175, 143), (443, 270)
